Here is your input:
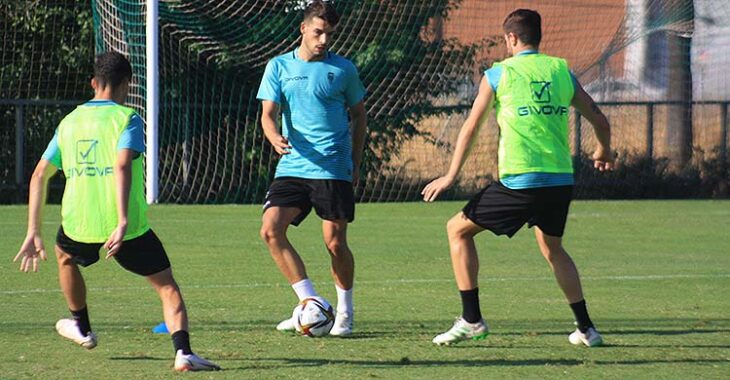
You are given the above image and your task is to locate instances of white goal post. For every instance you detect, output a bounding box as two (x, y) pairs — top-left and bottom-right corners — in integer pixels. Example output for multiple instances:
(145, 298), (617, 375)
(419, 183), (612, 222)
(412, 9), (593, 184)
(145, 0), (159, 204)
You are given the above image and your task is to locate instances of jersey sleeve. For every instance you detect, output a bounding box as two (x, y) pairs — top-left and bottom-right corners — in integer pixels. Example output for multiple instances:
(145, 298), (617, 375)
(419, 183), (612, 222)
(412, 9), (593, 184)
(344, 63), (366, 107)
(485, 65), (503, 92)
(41, 129), (62, 169)
(117, 114), (145, 153)
(257, 60), (282, 104)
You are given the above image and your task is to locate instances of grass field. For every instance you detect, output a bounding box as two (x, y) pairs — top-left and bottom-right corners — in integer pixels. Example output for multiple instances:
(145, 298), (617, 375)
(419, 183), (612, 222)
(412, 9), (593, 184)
(1, 201), (729, 379)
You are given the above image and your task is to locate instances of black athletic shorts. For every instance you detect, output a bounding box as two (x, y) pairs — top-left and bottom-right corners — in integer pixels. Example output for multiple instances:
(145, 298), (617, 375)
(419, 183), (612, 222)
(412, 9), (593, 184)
(263, 177), (355, 226)
(56, 227), (171, 276)
(462, 182), (574, 238)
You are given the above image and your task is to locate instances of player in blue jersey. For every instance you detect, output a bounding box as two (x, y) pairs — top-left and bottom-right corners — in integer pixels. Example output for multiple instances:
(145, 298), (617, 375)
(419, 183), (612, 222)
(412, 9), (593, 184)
(256, 0), (367, 337)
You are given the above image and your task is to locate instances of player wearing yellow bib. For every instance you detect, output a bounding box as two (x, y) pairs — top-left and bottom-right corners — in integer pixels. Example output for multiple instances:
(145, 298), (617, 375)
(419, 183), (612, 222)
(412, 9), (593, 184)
(14, 52), (219, 371)
(422, 9), (614, 347)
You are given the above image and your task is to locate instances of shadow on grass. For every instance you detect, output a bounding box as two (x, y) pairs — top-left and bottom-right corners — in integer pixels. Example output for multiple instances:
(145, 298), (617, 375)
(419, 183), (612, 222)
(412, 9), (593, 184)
(206, 357), (730, 371)
(506, 328), (730, 337)
(109, 356), (166, 361)
(288, 357), (730, 366)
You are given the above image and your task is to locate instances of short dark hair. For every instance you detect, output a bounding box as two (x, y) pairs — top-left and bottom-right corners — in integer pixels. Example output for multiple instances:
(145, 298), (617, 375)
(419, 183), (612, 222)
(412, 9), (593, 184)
(303, 0), (340, 26)
(503, 9), (542, 46)
(94, 52), (133, 89)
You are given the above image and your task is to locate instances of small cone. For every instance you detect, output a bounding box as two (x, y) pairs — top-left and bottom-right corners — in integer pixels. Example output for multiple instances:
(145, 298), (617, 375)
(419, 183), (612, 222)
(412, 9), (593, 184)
(152, 322), (169, 334)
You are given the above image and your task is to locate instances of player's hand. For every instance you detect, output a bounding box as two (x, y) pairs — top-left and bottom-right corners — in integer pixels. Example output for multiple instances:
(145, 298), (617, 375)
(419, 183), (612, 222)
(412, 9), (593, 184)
(14, 233), (47, 272)
(592, 149), (616, 172)
(104, 224), (127, 259)
(421, 175), (455, 202)
(269, 134), (292, 155)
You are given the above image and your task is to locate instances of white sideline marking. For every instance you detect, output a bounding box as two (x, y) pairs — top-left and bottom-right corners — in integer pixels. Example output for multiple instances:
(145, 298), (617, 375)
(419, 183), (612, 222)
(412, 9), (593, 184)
(2, 273), (729, 295)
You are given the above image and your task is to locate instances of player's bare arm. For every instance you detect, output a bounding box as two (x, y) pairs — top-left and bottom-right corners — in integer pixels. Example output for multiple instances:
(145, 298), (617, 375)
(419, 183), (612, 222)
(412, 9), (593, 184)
(261, 100), (291, 155)
(349, 101), (367, 186)
(571, 81), (614, 171)
(422, 77), (494, 202)
(14, 159), (57, 272)
(104, 148), (135, 258)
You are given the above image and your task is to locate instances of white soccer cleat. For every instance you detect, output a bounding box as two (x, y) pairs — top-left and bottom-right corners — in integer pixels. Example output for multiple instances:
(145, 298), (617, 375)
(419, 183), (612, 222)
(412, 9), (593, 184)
(329, 312), (353, 337)
(432, 317), (489, 345)
(276, 316), (297, 332)
(55, 318), (97, 349)
(174, 350), (221, 372)
(569, 327), (603, 347)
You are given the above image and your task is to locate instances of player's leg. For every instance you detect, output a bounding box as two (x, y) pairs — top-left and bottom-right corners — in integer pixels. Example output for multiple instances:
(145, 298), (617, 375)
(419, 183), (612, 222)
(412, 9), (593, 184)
(432, 213), (489, 345)
(146, 268), (188, 338)
(433, 182), (532, 345)
(114, 230), (220, 371)
(534, 228), (583, 302)
(447, 213), (483, 291)
(532, 185), (602, 347)
(261, 178), (321, 306)
(56, 247), (87, 320)
(260, 206), (309, 285)
(261, 204), (321, 331)
(534, 227), (602, 347)
(146, 269), (218, 371)
(322, 219), (353, 290)
(310, 179), (356, 336)
(54, 228), (99, 349)
(321, 219), (354, 336)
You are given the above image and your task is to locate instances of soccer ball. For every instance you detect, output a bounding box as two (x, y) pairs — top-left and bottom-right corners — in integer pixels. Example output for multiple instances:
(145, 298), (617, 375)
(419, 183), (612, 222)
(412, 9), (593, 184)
(293, 296), (335, 337)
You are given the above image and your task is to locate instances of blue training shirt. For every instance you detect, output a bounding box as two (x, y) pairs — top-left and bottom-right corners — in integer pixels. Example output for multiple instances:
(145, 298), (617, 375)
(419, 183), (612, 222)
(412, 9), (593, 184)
(485, 50), (576, 190)
(256, 49), (366, 181)
(42, 100), (145, 169)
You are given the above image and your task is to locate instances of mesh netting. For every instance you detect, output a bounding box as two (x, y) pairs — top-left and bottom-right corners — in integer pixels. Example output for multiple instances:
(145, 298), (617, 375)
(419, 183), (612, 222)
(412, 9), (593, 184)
(6, 0), (728, 203)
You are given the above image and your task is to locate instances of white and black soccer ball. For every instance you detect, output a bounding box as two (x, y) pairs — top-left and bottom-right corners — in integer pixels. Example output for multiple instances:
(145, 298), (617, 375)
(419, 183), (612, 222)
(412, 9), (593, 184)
(293, 296), (335, 337)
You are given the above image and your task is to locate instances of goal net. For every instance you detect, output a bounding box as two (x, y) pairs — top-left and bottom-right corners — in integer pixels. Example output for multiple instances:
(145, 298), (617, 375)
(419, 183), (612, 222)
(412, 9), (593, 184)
(89, 0), (729, 202)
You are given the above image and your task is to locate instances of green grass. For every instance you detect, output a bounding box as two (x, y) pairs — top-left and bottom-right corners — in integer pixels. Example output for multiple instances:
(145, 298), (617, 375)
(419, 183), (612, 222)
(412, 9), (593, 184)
(1, 201), (729, 379)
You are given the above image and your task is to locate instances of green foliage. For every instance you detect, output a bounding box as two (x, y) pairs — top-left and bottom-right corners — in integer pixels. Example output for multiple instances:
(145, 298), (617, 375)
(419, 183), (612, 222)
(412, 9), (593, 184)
(575, 148), (730, 199)
(0, 0), (94, 99)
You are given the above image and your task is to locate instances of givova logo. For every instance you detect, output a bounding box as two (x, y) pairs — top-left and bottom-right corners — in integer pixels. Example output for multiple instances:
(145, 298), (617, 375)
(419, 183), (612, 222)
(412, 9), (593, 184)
(517, 80), (568, 117)
(284, 76), (308, 82)
(68, 139), (113, 178)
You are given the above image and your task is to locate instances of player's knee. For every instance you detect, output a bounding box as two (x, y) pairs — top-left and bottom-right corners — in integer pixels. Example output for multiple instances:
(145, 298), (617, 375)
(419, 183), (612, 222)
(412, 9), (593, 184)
(260, 224), (283, 245)
(324, 238), (347, 256)
(446, 217), (469, 240)
(55, 248), (74, 265)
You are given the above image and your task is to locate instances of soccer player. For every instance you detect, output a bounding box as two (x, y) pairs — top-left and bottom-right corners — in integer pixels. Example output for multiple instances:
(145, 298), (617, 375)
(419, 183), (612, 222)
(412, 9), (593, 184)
(256, 0), (367, 337)
(421, 9), (614, 347)
(13, 52), (220, 371)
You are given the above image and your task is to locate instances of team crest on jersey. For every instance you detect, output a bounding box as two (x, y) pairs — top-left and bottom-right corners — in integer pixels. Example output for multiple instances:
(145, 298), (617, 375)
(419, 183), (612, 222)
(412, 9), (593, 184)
(328, 72), (335, 82)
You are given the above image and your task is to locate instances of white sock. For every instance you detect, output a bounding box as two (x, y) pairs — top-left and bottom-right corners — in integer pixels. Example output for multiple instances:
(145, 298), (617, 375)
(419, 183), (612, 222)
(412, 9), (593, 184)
(335, 285), (353, 314)
(291, 279), (317, 301)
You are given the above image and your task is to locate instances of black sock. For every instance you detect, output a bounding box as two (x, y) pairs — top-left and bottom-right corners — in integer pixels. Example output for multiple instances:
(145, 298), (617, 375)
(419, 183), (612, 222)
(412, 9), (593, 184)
(460, 288), (482, 323)
(569, 300), (595, 333)
(70, 307), (91, 336)
(172, 330), (193, 355)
